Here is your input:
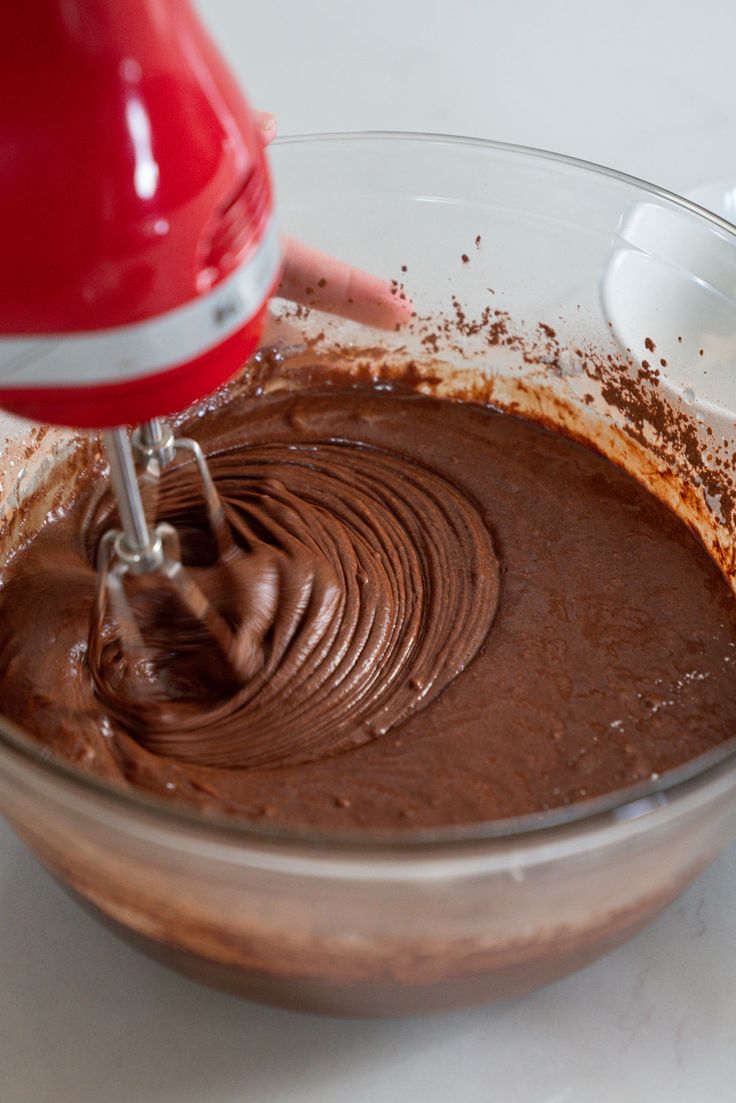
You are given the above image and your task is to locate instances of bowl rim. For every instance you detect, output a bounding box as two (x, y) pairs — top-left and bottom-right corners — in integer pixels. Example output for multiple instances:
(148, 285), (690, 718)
(2, 129), (736, 855)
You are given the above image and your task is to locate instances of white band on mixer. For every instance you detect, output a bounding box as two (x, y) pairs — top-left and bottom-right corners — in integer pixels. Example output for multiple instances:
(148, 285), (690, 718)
(0, 220), (281, 387)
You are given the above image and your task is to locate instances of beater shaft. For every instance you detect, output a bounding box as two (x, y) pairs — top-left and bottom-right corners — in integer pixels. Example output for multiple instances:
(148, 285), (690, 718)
(102, 428), (162, 573)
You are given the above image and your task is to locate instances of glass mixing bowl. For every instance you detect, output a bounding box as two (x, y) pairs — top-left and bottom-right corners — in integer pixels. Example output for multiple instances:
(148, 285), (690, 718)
(2, 134), (736, 1017)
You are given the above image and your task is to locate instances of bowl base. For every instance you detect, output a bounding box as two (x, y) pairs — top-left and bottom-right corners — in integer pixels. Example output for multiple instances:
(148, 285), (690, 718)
(59, 878), (682, 1018)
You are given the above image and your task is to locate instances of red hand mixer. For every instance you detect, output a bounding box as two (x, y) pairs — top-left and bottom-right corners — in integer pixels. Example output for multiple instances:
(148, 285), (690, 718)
(0, 0), (280, 660)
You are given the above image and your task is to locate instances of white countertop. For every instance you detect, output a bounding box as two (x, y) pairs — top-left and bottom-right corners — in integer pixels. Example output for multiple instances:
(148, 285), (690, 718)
(2, 0), (736, 1099)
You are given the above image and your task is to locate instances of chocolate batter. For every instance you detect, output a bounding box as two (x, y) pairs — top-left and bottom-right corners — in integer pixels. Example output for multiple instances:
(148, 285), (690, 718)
(2, 382), (736, 830)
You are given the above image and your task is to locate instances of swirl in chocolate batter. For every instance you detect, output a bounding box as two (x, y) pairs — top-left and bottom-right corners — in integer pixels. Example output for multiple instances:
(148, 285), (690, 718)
(85, 439), (499, 768)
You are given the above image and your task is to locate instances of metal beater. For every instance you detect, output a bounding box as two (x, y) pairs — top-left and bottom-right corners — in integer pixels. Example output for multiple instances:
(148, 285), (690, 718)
(95, 419), (256, 682)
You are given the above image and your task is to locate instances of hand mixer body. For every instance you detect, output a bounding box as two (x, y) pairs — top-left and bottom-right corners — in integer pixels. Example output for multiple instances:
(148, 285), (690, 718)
(0, 0), (279, 427)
